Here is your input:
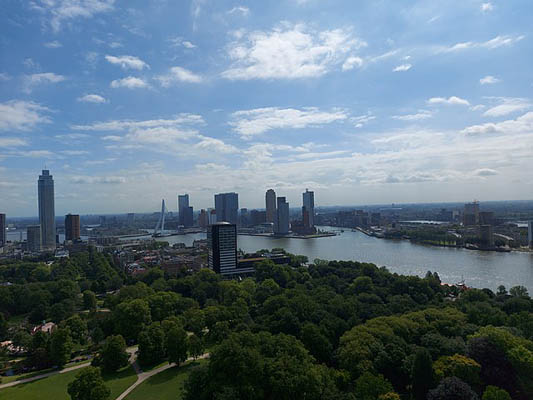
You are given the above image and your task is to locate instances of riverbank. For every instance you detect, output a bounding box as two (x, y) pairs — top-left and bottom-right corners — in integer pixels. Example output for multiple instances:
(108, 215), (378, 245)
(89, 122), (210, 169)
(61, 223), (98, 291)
(238, 232), (337, 239)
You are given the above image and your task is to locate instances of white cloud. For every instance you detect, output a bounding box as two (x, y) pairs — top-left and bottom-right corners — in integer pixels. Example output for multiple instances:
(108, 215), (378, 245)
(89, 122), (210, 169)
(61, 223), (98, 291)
(222, 23), (367, 80)
(474, 168), (497, 176)
(101, 135), (122, 141)
(393, 63), (412, 72)
(462, 111), (533, 135)
(110, 76), (148, 89)
(393, 110), (433, 121)
(72, 115), (204, 132)
(227, 6), (250, 16)
(483, 97), (532, 117)
(351, 114), (376, 128)
(109, 41), (122, 48)
(0, 137), (28, 147)
(23, 72), (66, 93)
(77, 94), (107, 103)
(428, 96), (470, 106)
(105, 55), (149, 70)
(55, 133), (90, 140)
(33, 0), (115, 32)
(0, 100), (51, 131)
(0, 73), (10, 81)
(481, 3), (494, 12)
(61, 150), (89, 155)
(194, 136), (239, 153)
(44, 40), (62, 48)
(342, 56), (363, 71)
(169, 37), (197, 49)
(71, 175), (127, 184)
(15, 150), (55, 158)
(480, 75), (500, 85)
(230, 107), (349, 137)
(440, 35), (524, 53)
(155, 66), (203, 86)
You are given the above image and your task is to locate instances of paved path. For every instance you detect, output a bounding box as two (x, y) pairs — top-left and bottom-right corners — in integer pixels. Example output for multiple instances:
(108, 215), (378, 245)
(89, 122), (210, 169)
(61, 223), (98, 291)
(0, 362), (91, 389)
(115, 353), (209, 400)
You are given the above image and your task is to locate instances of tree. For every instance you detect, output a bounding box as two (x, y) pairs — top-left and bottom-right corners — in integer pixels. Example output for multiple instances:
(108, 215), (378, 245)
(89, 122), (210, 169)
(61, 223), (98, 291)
(113, 299), (151, 341)
(100, 335), (129, 372)
(50, 328), (73, 367)
(67, 366), (110, 400)
(138, 323), (165, 367)
(482, 386), (511, 400)
(166, 325), (188, 365)
(509, 286), (529, 298)
(188, 334), (204, 360)
(0, 313), (7, 340)
(427, 377), (479, 400)
(83, 290), (97, 311)
(412, 348), (435, 400)
(433, 354), (481, 389)
(354, 372), (394, 400)
(300, 322), (333, 364)
(63, 315), (88, 344)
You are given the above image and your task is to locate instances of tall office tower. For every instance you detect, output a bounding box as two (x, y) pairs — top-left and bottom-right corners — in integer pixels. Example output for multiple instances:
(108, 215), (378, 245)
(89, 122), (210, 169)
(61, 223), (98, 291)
(207, 222), (237, 275)
(463, 201), (480, 226)
(65, 214), (81, 241)
(198, 209), (208, 228)
(529, 221), (533, 249)
(27, 225), (42, 252)
(275, 197), (289, 234)
(178, 194), (190, 225)
(127, 213), (135, 225)
(208, 209), (217, 225)
(265, 189), (276, 223)
(38, 170), (56, 251)
(302, 189), (315, 228)
(240, 208), (249, 227)
(0, 213), (5, 247)
(182, 206), (194, 227)
(214, 192), (239, 224)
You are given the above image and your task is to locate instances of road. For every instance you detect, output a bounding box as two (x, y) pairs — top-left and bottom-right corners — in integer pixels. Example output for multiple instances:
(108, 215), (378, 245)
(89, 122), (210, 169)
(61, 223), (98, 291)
(0, 361), (91, 389)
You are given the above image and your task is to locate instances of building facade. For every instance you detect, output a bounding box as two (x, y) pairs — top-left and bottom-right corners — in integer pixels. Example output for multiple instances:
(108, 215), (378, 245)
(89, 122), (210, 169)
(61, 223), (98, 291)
(27, 225), (42, 252)
(302, 189), (315, 228)
(65, 214), (81, 241)
(275, 197), (289, 234)
(529, 221), (533, 249)
(265, 189), (276, 224)
(207, 222), (237, 275)
(463, 201), (480, 226)
(214, 192), (239, 224)
(0, 213), (5, 247)
(38, 170), (56, 250)
(178, 194), (190, 225)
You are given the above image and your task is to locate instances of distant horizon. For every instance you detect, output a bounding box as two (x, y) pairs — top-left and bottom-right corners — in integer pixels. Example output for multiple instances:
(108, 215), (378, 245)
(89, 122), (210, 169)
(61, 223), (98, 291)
(4, 198), (533, 220)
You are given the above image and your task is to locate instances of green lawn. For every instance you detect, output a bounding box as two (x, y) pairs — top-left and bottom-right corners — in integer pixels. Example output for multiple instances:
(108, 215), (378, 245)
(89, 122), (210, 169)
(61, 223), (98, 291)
(0, 364), (137, 400)
(125, 360), (206, 400)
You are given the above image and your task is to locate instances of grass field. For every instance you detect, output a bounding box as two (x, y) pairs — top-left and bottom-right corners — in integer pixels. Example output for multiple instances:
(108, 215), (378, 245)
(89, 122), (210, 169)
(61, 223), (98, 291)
(125, 360), (206, 400)
(0, 364), (137, 400)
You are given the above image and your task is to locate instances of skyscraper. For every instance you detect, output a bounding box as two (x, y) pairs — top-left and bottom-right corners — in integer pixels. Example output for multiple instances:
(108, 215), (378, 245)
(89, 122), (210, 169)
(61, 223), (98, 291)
(275, 197), (289, 234)
(302, 189), (315, 228)
(214, 192), (239, 224)
(27, 225), (42, 252)
(529, 221), (533, 249)
(198, 209), (208, 228)
(65, 214), (81, 241)
(38, 170), (56, 251)
(178, 194), (190, 225)
(463, 201), (479, 226)
(0, 213), (5, 247)
(265, 189), (276, 224)
(207, 222), (237, 275)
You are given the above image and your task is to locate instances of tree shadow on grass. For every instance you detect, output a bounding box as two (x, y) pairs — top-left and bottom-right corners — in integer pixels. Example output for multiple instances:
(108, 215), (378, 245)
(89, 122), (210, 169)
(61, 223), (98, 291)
(142, 361), (202, 387)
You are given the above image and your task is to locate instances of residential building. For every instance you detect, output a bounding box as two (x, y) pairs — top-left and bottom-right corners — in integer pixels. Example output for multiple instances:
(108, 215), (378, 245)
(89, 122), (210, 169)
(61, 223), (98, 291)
(214, 192), (239, 224)
(463, 201), (480, 226)
(0, 213), (5, 247)
(529, 221), (533, 249)
(198, 209), (208, 228)
(302, 189), (315, 228)
(265, 189), (276, 224)
(275, 197), (289, 234)
(479, 211), (494, 226)
(240, 208), (249, 227)
(480, 225), (494, 247)
(250, 210), (267, 226)
(182, 206), (194, 227)
(207, 222), (237, 275)
(178, 194), (190, 225)
(38, 170), (56, 250)
(65, 214), (81, 241)
(208, 209), (217, 225)
(27, 225), (42, 252)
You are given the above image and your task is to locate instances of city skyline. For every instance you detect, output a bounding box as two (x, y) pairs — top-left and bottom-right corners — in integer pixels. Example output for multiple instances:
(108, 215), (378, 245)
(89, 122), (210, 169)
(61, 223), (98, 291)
(1, 1), (533, 216)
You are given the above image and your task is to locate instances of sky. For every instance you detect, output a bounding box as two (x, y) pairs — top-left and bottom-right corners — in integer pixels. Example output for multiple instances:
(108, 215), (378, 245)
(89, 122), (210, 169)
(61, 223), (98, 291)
(1, 0), (532, 217)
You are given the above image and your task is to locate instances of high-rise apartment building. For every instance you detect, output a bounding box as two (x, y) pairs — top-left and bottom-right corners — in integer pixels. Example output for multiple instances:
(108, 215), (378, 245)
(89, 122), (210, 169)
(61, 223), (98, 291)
(198, 209), (208, 228)
(65, 214), (81, 241)
(265, 189), (276, 224)
(178, 194), (190, 225)
(0, 213), (5, 247)
(302, 189), (315, 228)
(275, 197), (289, 234)
(27, 225), (42, 252)
(38, 170), (56, 251)
(214, 192), (239, 224)
(527, 221), (533, 249)
(463, 201), (480, 226)
(207, 222), (237, 275)
(182, 206), (194, 227)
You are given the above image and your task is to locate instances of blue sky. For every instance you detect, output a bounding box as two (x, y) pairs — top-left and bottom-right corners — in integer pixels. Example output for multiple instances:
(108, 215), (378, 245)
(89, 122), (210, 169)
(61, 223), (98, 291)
(1, 0), (532, 216)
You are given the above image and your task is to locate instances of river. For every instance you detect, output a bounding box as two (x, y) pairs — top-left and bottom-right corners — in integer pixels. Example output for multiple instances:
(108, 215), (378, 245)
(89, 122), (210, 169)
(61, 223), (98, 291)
(7, 227), (533, 292)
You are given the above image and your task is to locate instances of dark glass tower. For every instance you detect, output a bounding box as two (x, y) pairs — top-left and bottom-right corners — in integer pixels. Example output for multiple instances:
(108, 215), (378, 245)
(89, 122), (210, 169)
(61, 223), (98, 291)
(38, 170), (56, 251)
